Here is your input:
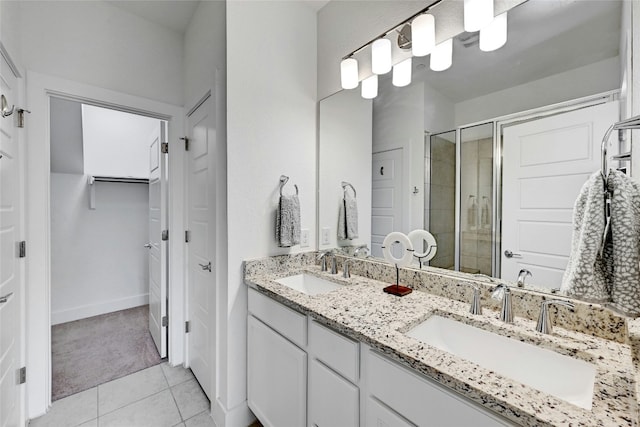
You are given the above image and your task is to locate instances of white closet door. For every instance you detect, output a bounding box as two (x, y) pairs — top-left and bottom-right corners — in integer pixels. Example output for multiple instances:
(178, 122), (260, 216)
(371, 149), (403, 258)
(148, 122), (168, 358)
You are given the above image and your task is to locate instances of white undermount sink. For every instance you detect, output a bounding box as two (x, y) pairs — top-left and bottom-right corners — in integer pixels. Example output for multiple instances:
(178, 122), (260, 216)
(407, 315), (596, 410)
(275, 273), (341, 296)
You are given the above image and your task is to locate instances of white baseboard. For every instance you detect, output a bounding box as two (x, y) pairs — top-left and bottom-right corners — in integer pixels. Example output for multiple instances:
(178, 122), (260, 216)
(51, 294), (149, 325)
(214, 398), (255, 427)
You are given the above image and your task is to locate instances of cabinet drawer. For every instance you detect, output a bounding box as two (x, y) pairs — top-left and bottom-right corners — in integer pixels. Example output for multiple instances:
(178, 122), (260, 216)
(308, 359), (359, 427)
(248, 288), (307, 347)
(366, 397), (415, 427)
(366, 350), (513, 427)
(309, 320), (359, 382)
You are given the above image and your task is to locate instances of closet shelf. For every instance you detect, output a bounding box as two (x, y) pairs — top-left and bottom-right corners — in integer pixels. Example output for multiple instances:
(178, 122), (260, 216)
(88, 176), (149, 184)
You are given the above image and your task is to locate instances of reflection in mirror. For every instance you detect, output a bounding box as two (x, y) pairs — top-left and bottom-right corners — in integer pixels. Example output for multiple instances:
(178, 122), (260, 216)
(318, 0), (628, 299)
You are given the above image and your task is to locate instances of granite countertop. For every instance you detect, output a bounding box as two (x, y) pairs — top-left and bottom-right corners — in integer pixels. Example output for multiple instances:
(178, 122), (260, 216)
(244, 256), (638, 427)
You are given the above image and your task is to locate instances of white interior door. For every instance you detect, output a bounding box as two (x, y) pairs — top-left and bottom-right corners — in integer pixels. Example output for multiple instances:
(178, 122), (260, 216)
(0, 54), (23, 427)
(186, 96), (215, 400)
(501, 101), (619, 290)
(148, 122), (168, 358)
(371, 149), (403, 258)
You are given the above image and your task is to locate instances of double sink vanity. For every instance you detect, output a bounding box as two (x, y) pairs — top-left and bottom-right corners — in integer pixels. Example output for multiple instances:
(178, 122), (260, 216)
(244, 252), (639, 426)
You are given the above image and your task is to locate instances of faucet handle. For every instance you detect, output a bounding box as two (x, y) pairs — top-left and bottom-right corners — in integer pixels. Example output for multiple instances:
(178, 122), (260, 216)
(331, 256), (338, 274)
(536, 299), (575, 334)
(491, 284), (513, 323)
(343, 259), (350, 278)
(460, 282), (482, 315)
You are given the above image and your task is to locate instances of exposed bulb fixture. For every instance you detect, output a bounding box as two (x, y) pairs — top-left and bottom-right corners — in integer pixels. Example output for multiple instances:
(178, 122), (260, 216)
(392, 58), (412, 87)
(464, 0), (494, 32)
(371, 38), (392, 74)
(411, 14), (435, 57)
(361, 74), (378, 99)
(340, 57), (359, 89)
(430, 39), (453, 72)
(479, 12), (507, 52)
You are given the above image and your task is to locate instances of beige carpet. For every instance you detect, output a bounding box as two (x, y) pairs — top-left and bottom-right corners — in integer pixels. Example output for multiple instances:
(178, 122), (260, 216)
(52, 305), (163, 401)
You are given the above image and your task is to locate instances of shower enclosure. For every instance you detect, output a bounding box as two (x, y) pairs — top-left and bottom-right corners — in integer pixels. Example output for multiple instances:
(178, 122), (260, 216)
(426, 122), (497, 276)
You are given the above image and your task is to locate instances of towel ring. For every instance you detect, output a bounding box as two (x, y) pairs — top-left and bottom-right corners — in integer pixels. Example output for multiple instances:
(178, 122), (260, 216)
(341, 181), (356, 197)
(279, 175), (298, 196)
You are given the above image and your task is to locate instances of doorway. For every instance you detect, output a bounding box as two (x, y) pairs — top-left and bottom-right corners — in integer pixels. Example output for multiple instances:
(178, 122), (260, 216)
(49, 99), (168, 400)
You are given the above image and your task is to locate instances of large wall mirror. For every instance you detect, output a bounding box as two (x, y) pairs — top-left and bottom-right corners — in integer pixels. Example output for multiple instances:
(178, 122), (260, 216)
(318, 0), (630, 297)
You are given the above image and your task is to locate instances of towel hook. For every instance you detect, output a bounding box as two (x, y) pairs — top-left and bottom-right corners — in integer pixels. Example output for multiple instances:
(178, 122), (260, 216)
(341, 181), (356, 197)
(279, 175), (298, 196)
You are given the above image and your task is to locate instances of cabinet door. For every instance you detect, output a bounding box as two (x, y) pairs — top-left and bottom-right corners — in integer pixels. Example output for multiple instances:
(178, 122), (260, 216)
(248, 315), (307, 427)
(308, 359), (359, 427)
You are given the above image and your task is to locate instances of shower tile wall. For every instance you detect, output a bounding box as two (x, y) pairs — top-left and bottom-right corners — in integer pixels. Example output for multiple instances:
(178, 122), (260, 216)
(460, 137), (492, 275)
(428, 135), (456, 269)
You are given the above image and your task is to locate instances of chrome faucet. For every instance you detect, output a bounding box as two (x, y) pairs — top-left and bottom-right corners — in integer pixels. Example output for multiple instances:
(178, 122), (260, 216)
(536, 299), (575, 334)
(517, 269), (532, 287)
(460, 282), (482, 315)
(318, 250), (333, 272)
(330, 256), (338, 274)
(342, 259), (350, 278)
(491, 284), (513, 323)
(354, 245), (369, 258)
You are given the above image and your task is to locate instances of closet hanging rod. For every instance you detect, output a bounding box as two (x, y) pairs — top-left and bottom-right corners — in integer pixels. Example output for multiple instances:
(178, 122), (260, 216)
(601, 114), (640, 179)
(89, 176), (149, 184)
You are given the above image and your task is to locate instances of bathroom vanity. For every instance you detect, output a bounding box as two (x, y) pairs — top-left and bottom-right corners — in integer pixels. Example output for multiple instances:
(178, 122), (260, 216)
(244, 253), (638, 427)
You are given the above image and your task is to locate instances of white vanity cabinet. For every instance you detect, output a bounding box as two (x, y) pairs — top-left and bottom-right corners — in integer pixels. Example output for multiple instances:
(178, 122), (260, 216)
(247, 289), (308, 427)
(247, 288), (515, 427)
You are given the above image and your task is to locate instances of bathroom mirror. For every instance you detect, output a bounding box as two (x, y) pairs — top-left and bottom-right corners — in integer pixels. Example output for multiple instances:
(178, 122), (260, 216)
(318, 0), (629, 296)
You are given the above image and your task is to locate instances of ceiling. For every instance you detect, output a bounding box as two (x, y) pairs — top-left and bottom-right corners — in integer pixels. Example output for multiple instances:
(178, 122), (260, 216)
(381, 0), (622, 103)
(106, 0), (330, 34)
(105, 0), (200, 33)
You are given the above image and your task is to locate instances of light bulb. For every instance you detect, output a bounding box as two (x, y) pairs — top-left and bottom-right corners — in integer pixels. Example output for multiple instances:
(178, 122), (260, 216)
(392, 58), (412, 87)
(361, 75), (378, 99)
(480, 12), (507, 52)
(412, 14), (435, 57)
(464, 0), (494, 32)
(430, 39), (453, 72)
(371, 38), (392, 75)
(340, 57), (359, 89)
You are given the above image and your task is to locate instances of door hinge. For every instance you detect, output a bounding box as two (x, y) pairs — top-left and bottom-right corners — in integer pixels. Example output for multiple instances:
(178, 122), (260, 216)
(161, 230), (169, 241)
(17, 109), (30, 128)
(180, 137), (189, 151)
(185, 321), (191, 333)
(162, 316), (168, 327)
(18, 367), (26, 384)
(161, 142), (169, 154)
(18, 241), (26, 258)
(185, 230), (191, 243)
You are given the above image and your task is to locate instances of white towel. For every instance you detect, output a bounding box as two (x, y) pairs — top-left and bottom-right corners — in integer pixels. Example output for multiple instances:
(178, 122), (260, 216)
(276, 194), (300, 247)
(338, 190), (358, 240)
(561, 172), (610, 302)
(607, 170), (640, 316)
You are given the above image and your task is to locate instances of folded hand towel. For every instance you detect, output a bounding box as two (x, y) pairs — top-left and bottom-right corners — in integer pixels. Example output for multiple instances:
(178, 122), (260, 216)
(606, 169), (640, 316)
(276, 194), (300, 247)
(338, 190), (358, 240)
(561, 172), (611, 302)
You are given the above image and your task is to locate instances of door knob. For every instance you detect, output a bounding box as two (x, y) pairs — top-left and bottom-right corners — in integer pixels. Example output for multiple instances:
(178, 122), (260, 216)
(144, 243), (152, 249)
(504, 250), (522, 259)
(0, 292), (13, 304)
(199, 262), (212, 272)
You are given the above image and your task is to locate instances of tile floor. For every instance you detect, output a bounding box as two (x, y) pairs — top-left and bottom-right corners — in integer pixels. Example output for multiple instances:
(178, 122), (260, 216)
(29, 363), (215, 427)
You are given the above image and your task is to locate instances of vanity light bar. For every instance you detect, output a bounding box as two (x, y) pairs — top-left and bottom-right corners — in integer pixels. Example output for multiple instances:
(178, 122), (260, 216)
(340, 0), (507, 98)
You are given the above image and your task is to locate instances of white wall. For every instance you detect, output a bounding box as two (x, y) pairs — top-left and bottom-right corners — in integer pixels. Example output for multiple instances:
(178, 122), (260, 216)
(19, 1), (183, 105)
(50, 97), (84, 174)
(454, 57), (621, 125)
(226, 1), (317, 424)
(50, 174), (149, 324)
(184, 0), (226, 110)
(1, 0), (23, 69)
(82, 105), (159, 179)
(318, 89), (372, 251)
(373, 80), (426, 233)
